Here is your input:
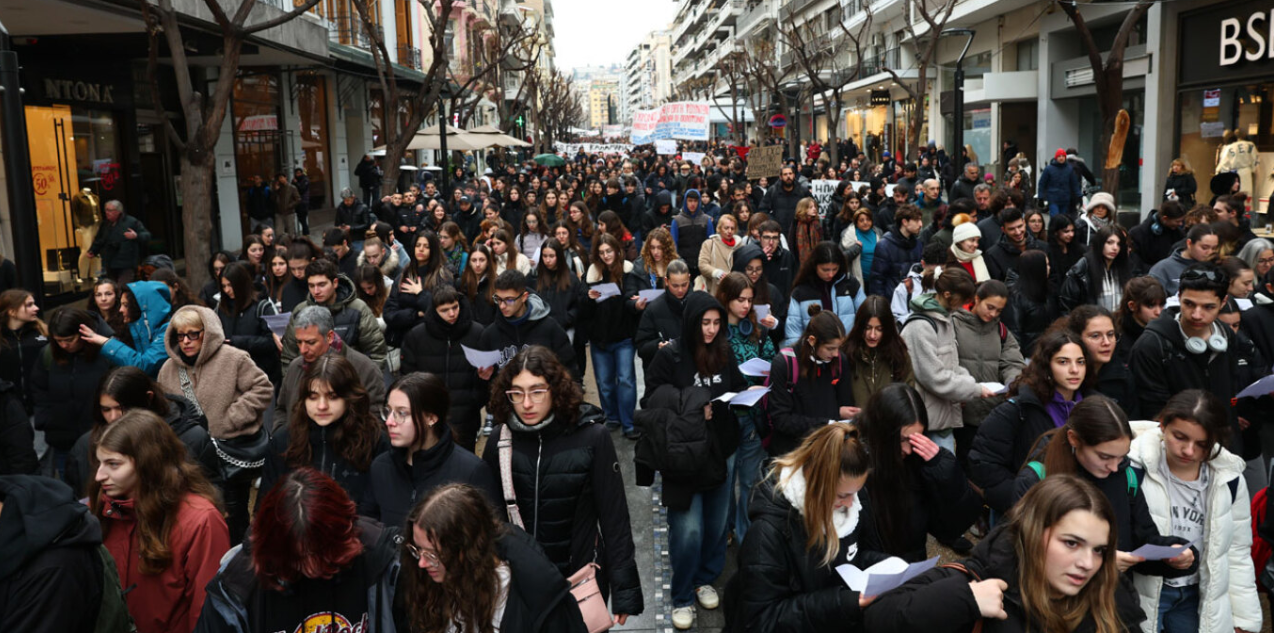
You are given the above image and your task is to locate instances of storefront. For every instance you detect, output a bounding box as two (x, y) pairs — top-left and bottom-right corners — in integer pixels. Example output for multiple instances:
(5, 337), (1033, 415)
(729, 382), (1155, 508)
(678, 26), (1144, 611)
(1176, 0), (1274, 213)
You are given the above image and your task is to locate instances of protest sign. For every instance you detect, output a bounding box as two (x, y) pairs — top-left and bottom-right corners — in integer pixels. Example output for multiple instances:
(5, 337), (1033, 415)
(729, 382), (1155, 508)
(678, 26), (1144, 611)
(631, 102), (711, 144)
(746, 145), (784, 179)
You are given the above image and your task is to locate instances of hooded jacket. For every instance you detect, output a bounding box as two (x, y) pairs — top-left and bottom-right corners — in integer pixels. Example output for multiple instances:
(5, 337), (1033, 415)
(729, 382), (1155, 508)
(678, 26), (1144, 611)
(401, 298), (486, 414)
(968, 384), (1066, 514)
(1129, 212), (1185, 269)
(0, 476), (108, 632)
(1129, 309), (1241, 433)
(984, 233), (1046, 282)
(951, 308), (1025, 427)
(281, 274), (388, 366)
(899, 294), (983, 433)
(732, 243), (791, 348)
(760, 180), (811, 233)
(764, 347), (856, 457)
(479, 293), (576, 371)
(870, 228), (923, 297)
(1128, 425), (1261, 633)
(157, 306), (273, 440)
(357, 245), (402, 280)
(783, 274), (866, 347)
(101, 280), (172, 376)
(98, 492), (230, 633)
(29, 328), (113, 452)
(1037, 157), (1081, 215)
(641, 190), (676, 237)
(670, 189), (716, 277)
(1147, 249), (1194, 296)
(634, 289), (688, 369)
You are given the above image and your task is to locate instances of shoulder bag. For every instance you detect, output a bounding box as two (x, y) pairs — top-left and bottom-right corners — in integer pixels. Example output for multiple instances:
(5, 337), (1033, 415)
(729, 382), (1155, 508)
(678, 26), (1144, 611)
(179, 365), (269, 484)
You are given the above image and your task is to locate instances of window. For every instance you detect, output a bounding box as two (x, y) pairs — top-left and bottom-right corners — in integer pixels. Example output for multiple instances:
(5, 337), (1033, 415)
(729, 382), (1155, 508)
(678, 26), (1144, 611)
(1015, 38), (1039, 72)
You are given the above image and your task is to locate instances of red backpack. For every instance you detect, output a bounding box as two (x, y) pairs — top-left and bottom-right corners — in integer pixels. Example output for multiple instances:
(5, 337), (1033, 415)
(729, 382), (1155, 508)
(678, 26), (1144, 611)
(1252, 486), (1271, 594)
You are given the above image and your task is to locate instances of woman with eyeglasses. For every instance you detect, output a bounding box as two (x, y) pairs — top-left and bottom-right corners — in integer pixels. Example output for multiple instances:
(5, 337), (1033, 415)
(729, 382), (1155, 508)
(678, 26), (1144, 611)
(483, 345), (644, 624)
(397, 483), (589, 633)
(360, 372), (499, 530)
(157, 305), (272, 543)
(1063, 305), (1137, 418)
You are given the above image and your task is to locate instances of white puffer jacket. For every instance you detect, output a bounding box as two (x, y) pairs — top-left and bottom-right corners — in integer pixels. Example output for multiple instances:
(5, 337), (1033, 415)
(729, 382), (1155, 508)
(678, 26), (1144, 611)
(1127, 423), (1262, 633)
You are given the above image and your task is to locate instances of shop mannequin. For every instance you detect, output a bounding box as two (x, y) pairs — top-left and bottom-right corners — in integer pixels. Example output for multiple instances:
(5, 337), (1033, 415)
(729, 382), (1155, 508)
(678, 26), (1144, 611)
(1216, 129), (1259, 204)
(72, 187), (100, 282)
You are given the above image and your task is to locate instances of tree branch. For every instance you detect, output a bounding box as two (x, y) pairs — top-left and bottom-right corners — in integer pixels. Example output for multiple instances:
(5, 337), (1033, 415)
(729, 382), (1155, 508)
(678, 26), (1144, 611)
(243, 0), (325, 34)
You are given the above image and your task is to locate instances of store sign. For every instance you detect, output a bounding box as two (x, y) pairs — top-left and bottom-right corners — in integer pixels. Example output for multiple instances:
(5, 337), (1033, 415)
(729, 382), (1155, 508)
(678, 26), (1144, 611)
(870, 90), (891, 105)
(1202, 89), (1221, 123)
(1219, 10), (1274, 66)
(42, 79), (114, 104)
(1181, 0), (1274, 86)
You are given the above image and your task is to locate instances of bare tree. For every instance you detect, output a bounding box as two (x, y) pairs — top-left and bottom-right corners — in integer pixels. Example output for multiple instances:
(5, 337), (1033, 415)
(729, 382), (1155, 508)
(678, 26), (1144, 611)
(138, 0), (324, 289)
(538, 71), (584, 150)
(444, 18), (539, 128)
(884, 0), (959, 159)
(740, 36), (797, 156)
(710, 50), (749, 145)
(1059, 0), (1152, 194)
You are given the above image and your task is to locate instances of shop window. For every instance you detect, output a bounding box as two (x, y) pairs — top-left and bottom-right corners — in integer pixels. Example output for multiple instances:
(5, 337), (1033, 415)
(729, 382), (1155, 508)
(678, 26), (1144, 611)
(297, 73), (331, 210)
(232, 72), (285, 231)
(1176, 83), (1272, 205)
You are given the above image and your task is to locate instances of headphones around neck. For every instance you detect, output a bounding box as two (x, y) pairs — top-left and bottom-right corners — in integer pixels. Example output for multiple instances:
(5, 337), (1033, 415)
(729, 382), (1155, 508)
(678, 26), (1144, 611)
(1183, 321), (1228, 355)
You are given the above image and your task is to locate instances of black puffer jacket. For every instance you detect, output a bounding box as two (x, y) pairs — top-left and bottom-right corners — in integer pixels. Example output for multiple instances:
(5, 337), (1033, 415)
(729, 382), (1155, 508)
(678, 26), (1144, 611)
(529, 272), (583, 334)
(359, 423), (500, 530)
(482, 406), (644, 617)
(400, 299), (486, 418)
(217, 298), (281, 384)
(968, 385), (1066, 514)
(489, 527), (590, 633)
(0, 382), (34, 475)
(279, 277), (309, 314)
(29, 342), (113, 451)
(725, 475), (890, 633)
(580, 262), (642, 346)
(765, 350), (855, 457)
(259, 421), (390, 507)
(634, 291), (687, 369)
(1003, 287), (1058, 357)
(1241, 295), (1274, 364)
(383, 269), (455, 347)
(863, 523), (1146, 633)
(984, 234), (1046, 282)
(1128, 212), (1184, 270)
(1129, 308), (1241, 434)
(0, 322), (46, 413)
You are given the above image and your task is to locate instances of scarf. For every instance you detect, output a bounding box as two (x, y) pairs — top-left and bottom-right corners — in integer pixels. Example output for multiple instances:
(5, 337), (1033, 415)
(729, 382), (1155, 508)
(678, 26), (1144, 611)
(506, 412), (556, 434)
(443, 246), (465, 274)
(795, 215), (823, 264)
(949, 244), (991, 282)
(721, 234), (737, 248)
(777, 466), (860, 538)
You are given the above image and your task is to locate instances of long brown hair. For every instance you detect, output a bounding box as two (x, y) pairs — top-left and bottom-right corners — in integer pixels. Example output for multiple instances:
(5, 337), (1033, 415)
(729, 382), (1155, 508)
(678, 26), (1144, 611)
(402, 484), (507, 633)
(1030, 395), (1131, 477)
(1013, 329), (1089, 399)
(843, 295), (909, 381)
(714, 272), (761, 343)
(591, 233), (627, 283)
(460, 244), (496, 307)
(534, 241), (575, 293)
(640, 228), (675, 276)
(0, 289), (48, 342)
(1008, 475), (1122, 633)
(285, 355), (383, 471)
(88, 410), (222, 575)
(769, 423), (871, 567)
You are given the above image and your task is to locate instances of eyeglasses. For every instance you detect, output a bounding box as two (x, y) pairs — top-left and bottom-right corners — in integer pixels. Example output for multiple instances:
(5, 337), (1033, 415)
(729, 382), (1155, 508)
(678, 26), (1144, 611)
(1258, 257), (1274, 266)
(760, 235), (780, 242)
(405, 543), (441, 567)
(495, 293), (526, 307)
(744, 265), (764, 274)
(1180, 268), (1222, 283)
(175, 330), (204, 342)
(1085, 331), (1118, 343)
(380, 406), (411, 423)
(505, 389), (550, 404)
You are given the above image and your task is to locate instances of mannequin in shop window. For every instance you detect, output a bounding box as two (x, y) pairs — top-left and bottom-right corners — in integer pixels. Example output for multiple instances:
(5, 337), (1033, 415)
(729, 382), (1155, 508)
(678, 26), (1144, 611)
(72, 188), (101, 284)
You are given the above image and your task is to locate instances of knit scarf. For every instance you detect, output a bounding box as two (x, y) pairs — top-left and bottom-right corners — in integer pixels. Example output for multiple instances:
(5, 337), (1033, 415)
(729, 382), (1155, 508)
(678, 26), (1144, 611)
(443, 246), (465, 273)
(506, 412), (556, 434)
(721, 234), (736, 248)
(795, 216), (823, 264)
(949, 244), (991, 282)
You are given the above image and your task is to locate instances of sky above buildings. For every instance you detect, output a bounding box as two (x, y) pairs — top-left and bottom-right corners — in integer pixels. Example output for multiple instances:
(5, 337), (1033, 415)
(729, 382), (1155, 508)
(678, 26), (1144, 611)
(553, 0), (678, 71)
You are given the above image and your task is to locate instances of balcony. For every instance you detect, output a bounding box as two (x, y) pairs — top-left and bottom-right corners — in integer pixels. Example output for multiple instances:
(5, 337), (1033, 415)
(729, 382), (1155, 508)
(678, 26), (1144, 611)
(860, 47), (901, 77)
(397, 43), (422, 70)
(328, 15), (382, 50)
(779, 0), (818, 19)
(736, 0), (774, 38)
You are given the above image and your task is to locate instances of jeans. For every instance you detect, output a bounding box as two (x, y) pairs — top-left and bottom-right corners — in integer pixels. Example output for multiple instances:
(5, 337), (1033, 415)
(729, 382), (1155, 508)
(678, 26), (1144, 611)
(591, 339), (636, 429)
(1156, 583), (1199, 633)
(730, 415), (765, 543)
(927, 429), (955, 454)
(667, 455), (734, 608)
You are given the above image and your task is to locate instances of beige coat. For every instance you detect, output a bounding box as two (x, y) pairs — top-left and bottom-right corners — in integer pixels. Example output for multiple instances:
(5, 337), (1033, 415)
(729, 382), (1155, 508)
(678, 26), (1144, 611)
(157, 306), (273, 439)
(696, 234), (740, 294)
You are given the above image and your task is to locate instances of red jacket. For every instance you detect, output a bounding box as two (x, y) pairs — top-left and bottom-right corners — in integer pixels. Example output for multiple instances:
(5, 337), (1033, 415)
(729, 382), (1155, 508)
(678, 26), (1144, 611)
(99, 493), (230, 633)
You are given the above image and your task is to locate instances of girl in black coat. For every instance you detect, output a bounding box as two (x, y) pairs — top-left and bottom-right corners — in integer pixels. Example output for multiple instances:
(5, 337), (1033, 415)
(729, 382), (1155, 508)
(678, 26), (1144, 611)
(582, 233), (644, 435)
(396, 484), (588, 633)
(1047, 214), (1087, 291)
(399, 286), (486, 452)
(0, 289), (48, 413)
(29, 308), (113, 481)
(483, 346), (644, 621)
(360, 373), (499, 530)
(530, 241), (586, 379)
(765, 310), (857, 457)
(216, 262), (281, 385)
(726, 423), (891, 633)
(457, 243), (497, 326)
(1059, 225), (1135, 315)
(1163, 159), (1197, 207)
(1113, 276), (1166, 366)
(1063, 305), (1137, 418)
(384, 231), (455, 345)
(864, 475), (1147, 633)
(1004, 249), (1059, 356)
(857, 384), (980, 563)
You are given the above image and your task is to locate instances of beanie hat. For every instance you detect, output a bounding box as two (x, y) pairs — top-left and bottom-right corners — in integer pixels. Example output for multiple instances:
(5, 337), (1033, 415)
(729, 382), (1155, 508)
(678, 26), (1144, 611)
(1054, 148), (1068, 160)
(1085, 191), (1117, 214)
(952, 222), (981, 245)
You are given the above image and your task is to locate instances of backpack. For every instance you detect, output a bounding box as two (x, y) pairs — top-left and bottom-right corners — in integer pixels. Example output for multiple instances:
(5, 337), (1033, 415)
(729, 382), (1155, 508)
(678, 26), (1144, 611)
(905, 312), (1007, 343)
(94, 545), (138, 633)
(1026, 461), (1139, 497)
(757, 348), (798, 449)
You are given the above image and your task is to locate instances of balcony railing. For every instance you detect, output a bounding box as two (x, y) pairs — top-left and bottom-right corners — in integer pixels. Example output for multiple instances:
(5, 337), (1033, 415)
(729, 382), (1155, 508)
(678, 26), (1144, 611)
(861, 47), (901, 76)
(397, 43), (421, 70)
(328, 15), (382, 50)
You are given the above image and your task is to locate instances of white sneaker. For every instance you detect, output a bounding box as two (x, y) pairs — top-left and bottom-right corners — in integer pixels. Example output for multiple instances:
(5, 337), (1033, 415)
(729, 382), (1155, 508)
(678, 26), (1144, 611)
(696, 584), (719, 610)
(671, 606), (695, 630)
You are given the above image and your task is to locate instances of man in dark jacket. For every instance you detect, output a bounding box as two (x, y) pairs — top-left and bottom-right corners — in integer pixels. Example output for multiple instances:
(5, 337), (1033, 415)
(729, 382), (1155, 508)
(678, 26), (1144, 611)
(480, 271), (576, 377)
(323, 228), (360, 279)
(400, 287), (486, 451)
(280, 259), (388, 365)
(274, 305), (385, 430)
(756, 220), (797, 303)
(869, 205), (924, 297)
(0, 475), (111, 632)
(354, 154), (382, 205)
(643, 190), (676, 237)
(949, 163), (981, 203)
(600, 179), (635, 231)
(453, 195), (483, 244)
(1037, 148), (1081, 217)
(635, 260), (692, 370)
(670, 189), (715, 278)
(1129, 202), (1187, 270)
(759, 165), (810, 233)
(292, 168), (311, 235)
(244, 175), (274, 233)
(88, 200), (150, 285)
(334, 188), (373, 248)
(984, 208), (1045, 281)
(271, 173), (300, 236)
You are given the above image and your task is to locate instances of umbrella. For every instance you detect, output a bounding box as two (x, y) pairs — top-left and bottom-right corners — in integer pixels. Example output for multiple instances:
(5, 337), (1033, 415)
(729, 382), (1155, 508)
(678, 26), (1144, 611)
(469, 124), (532, 148)
(534, 153), (566, 167)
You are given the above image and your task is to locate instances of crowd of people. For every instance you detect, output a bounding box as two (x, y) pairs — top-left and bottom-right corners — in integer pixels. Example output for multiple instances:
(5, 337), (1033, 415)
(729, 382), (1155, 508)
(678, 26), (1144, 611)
(0, 137), (1272, 633)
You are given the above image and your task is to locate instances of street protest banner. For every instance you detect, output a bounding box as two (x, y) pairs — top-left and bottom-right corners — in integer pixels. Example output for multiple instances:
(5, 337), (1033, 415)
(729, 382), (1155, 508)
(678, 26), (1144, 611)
(809, 180), (839, 221)
(746, 145), (784, 179)
(655, 139), (678, 155)
(554, 142), (633, 156)
(682, 152), (706, 164)
(631, 102), (711, 144)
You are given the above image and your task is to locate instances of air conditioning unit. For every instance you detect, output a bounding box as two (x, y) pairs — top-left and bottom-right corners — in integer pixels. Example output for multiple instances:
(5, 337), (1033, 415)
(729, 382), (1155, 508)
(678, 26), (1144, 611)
(1064, 67), (1094, 87)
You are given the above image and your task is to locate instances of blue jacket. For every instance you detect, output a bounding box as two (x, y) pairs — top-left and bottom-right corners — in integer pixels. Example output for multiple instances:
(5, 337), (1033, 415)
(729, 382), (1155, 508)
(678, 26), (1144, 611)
(1037, 158), (1081, 215)
(101, 281), (171, 376)
(869, 229), (923, 298)
(784, 275), (866, 346)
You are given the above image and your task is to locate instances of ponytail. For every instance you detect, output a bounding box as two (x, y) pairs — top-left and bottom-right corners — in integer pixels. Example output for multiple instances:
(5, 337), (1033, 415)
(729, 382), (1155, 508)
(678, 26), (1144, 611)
(771, 422), (871, 567)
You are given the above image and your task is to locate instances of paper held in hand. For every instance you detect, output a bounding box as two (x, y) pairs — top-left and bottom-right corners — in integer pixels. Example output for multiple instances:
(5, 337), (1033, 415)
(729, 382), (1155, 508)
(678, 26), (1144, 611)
(1236, 374), (1274, 400)
(753, 304), (771, 321)
(836, 556), (939, 597)
(739, 358), (772, 377)
(460, 345), (502, 369)
(1128, 541), (1197, 561)
(591, 283), (622, 301)
(263, 313), (291, 338)
(638, 288), (665, 303)
(714, 387), (771, 407)
(979, 382), (1009, 395)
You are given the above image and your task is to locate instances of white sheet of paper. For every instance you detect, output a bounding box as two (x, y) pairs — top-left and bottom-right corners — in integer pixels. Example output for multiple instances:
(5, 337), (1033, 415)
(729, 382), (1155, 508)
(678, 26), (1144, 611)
(460, 345), (502, 369)
(263, 312), (291, 338)
(1128, 542), (1194, 561)
(739, 358), (772, 377)
(1236, 298), (1254, 311)
(1166, 295), (1180, 308)
(591, 283), (622, 301)
(979, 381), (1009, 395)
(753, 304), (771, 321)
(836, 556), (938, 596)
(714, 387), (771, 407)
(638, 288), (665, 302)
(1237, 374), (1274, 400)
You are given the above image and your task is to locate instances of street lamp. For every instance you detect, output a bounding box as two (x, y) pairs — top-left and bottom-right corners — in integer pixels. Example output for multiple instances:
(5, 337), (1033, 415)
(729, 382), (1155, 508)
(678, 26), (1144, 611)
(942, 28), (975, 166)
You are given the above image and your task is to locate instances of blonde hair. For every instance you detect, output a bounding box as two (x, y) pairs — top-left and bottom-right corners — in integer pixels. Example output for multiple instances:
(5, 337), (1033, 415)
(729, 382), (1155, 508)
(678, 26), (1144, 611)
(169, 307), (203, 331)
(795, 197), (818, 220)
(769, 423), (871, 567)
(1169, 158), (1193, 176)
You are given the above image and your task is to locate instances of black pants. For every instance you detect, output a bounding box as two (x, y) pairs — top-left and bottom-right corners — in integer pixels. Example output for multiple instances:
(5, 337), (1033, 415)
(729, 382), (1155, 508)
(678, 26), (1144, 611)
(218, 479), (252, 546)
(574, 336), (588, 383)
(295, 203), (310, 236)
(450, 406), (481, 454)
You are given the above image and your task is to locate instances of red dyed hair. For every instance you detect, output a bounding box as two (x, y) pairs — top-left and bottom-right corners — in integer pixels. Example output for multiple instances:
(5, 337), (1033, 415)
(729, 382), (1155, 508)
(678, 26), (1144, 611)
(251, 468), (364, 590)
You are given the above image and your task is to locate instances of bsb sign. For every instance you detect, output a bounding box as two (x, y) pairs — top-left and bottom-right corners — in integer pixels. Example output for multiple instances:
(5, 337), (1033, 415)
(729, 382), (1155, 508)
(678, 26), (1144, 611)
(1219, 9), (1274, 66)
(1180, 0), (1274, 87)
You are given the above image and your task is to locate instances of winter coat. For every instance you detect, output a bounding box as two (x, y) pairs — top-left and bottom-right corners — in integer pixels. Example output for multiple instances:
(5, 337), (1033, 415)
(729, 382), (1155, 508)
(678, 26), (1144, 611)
(760, 181), (812, 233)
(0, 476), (108, 633)
(871, 448), (982, 563)
(1048, 242), (1087, 291)
(517, 231), (550, 262)
(354, 157), (382, 188)
(1129, 309), (1241, 435)
(30, 341), (113, 451)
(216, 297), (281, 385)
(89, 213), (151, 270)
(357, 246), (402, 281)
(951, 308), (1025, 427)
(68, 394), (214, 498)
(278, 277), (309, 313)
(400, 300), (485, 414)
(0, 381), (33, 475)
(984, 233), (1046, 282)
(1129, 212), (1185, 269)
(869, 229), (922, 297)
(478, 293), (576, 371)
(1163, 172), (1197, 207)
(634, 290), (687, 369)
(157, 306), (272, 440)
(671, 190), (716, 276)
(0, 322), (45, 412)
(480, 527), (593, 633)
(765, 349), (856, 457)
(280, 274), (388, 366)
(530, 272), (583, 335)
(334, 200), (373, 237)
(382, 267), (456, 346)
(259, 420), (390, 507)
(760, 245), (798, 302)
(968, 384), (1067, 514)
(1037, 157), (1081, 215)
(726, 471), (890, 633)
(697, 234), (740, 295)
(1128, 426), (1261, 633)
(899, 295), (982, 433)
(99, 493), (230, 633)
(580, 261), (641, 345)
(273, 339), (385, 432)
(848, 347), (915, 409)
(270, 182), (299, 218)
(840, 225), (883, 288)
(783, 275), (866, 347)
(101, 280), (172, 376)
(1148, 249), (1193, 296)
(863, 521), (1146, 633)
(641, 191), (676, 237)
(482, 408), (644, 617)
(359, 423), (500, 530)
(949, 174), (979, 203)
(1003, 286), (1058, 357)
(1241, 296), (1274, 364)
(195, 516), (400, 633)
(494, 251), (533, 276)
